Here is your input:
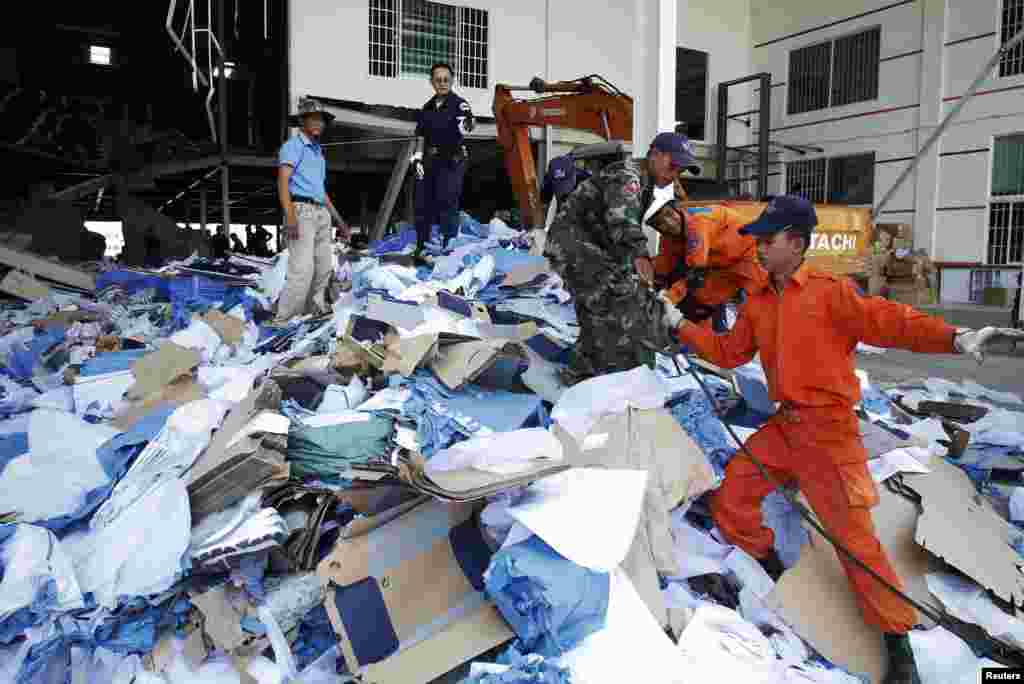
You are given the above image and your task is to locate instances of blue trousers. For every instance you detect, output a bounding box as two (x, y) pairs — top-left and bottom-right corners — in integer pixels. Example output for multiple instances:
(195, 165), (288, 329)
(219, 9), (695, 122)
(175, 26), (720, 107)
(415, 155), (466, 250)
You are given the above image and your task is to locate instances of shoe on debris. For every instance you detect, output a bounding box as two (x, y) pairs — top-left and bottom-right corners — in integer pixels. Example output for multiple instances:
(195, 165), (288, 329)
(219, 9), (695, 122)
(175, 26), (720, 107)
(882, 632), (922, 684)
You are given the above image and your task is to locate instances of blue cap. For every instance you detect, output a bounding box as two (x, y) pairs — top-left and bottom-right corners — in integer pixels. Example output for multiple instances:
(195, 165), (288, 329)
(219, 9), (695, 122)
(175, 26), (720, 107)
(545, 155), (584, 198)
(650, 132), (701, 175)
(739, 195), (818, 236)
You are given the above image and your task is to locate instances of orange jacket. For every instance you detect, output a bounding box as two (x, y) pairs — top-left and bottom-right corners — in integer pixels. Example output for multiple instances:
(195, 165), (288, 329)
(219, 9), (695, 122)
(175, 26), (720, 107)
(654, 205), (763, 303)
(678, 264), (958, 411)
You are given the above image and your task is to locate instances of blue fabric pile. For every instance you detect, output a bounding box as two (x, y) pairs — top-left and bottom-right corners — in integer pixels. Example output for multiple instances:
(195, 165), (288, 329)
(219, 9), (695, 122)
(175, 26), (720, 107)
(484, 535), (609, 658)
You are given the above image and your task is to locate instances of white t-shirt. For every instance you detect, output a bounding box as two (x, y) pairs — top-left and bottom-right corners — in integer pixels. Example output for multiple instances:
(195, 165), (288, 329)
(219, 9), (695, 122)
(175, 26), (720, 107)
(641, 183), (674, 258)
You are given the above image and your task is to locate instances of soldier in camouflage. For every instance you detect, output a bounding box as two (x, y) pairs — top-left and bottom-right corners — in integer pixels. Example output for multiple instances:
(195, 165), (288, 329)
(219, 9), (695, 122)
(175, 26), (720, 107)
(545, 132), (702, 384)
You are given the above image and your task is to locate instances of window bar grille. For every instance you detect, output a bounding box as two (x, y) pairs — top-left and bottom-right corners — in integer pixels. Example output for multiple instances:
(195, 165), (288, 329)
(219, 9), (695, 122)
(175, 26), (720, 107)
(1001, 0), (1024, 77)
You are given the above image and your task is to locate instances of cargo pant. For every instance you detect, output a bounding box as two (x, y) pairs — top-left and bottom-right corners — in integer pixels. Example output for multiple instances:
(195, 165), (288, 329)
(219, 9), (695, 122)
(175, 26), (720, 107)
(415, 153), (467, 251)
(276, 202), (333, 322)
(709, 409), (918, 634)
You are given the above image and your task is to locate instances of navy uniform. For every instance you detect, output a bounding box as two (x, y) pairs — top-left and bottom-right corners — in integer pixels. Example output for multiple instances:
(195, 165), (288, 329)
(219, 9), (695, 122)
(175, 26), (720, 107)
(414, 91), (475, 253)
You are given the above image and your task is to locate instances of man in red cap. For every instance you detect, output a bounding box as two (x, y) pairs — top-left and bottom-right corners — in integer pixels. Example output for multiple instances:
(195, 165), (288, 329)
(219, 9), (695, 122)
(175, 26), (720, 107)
(658, 194), (1024, 684)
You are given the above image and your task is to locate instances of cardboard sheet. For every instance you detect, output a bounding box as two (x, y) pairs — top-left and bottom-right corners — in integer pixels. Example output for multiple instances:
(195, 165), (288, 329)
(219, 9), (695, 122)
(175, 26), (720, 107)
(319, 498), (513, 677)
(912, 458), (1024, 608)
(203, 310), (246, 346)
(127, 342), (201, 400)
(429, 340), (516, 390)
(382, 334), (439, 377)
(187, 382), (289, 517)
(772, 461), (946, 684)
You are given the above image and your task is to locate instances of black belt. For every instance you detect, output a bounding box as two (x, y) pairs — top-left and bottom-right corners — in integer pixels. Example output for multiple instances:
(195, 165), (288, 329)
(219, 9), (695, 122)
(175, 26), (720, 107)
(291, 195), (324, 206)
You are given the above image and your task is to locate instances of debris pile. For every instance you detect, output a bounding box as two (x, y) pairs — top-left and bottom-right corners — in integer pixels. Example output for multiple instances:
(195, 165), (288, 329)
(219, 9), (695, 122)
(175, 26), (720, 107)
(0, 215), (1021, 684)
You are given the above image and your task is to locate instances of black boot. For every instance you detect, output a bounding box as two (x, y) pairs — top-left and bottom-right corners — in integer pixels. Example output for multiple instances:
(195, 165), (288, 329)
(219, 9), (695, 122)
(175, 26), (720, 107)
(757, 550), (785, 582)
(882, 632), (922, 684)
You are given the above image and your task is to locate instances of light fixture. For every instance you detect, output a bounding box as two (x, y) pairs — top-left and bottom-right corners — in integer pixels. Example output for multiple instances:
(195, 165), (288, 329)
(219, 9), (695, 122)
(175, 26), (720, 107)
(89, 45), (112, 66)
(213, 61), (236, 79)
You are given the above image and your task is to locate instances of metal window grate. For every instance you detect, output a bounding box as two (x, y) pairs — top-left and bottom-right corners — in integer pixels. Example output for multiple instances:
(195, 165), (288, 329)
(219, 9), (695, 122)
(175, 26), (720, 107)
(787, 153), (876, 205)
(828, 152), (876, 205)
(1001, 0), (1024, 78)
(832, 28), (880, 108)
(459, 7), (489, 90)
(786, 158), (827, 202)
(788, 28), (879, 114)
(401, 0), (458, 78)
(369, 0), (399, 78)
(369, 0), (489, 89)
(989, 201), (1024, 264)
(788, 42), (831, 115)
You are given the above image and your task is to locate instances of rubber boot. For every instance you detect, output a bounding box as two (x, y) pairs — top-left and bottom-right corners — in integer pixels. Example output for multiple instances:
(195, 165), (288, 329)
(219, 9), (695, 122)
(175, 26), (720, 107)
(757, 550), (785, 582)
(882, 632), (922, 684)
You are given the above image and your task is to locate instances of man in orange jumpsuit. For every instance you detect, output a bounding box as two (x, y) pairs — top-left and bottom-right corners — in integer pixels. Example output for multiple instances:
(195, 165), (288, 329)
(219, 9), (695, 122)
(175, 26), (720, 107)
(657, 195), (1024, 684)
(648, 200), (767, 328)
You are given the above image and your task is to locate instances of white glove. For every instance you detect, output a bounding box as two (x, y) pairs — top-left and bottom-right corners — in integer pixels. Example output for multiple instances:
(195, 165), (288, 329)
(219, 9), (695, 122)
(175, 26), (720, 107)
(658, 290), (684, 333)
(953, 326), (1024, 364)
(411, 152), (424, 180)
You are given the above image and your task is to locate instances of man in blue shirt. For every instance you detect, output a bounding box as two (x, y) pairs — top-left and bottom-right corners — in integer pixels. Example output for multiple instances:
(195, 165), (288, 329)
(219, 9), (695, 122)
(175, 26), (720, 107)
(276, 98), (349, 323)
(410, 63), (475, 262)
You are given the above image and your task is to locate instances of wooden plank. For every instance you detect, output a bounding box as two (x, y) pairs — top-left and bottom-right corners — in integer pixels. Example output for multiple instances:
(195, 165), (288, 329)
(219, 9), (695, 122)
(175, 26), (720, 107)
(0, 245), (96, 291)
(372, 140), (417, 242)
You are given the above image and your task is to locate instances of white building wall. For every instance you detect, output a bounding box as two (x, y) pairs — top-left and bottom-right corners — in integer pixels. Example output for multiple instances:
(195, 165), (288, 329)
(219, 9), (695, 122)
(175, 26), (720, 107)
(752, 0), (1024, 267)
(289, 0), (753, 162)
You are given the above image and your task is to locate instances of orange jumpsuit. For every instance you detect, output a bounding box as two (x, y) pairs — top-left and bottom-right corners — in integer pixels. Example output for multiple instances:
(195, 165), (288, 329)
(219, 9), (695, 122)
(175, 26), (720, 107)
(678, 264), (958, 634)
(654, 205), (767, 324)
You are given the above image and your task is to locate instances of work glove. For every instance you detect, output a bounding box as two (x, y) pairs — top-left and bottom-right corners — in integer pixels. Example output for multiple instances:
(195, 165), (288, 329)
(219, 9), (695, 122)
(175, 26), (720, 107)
(411, 152), (425, 181)
(953, 326), (1024, 364)
(658, 290), (684, 333)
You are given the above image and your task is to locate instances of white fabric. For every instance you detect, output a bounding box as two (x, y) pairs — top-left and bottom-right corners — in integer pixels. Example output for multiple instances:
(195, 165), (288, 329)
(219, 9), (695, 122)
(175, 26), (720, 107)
(909, 626), (1004, 684)
(169, 319), (224, 365)
(0, 524), (83, 621)
(92, 399), (229, 529)
(505, 468), (648, 572)
(559, 568), (688, 683)
(426, 428), (563, 475)
(552, 365), (671, 442)
(0, 410), (119, 524)
(316, 376), (368, 414)
(641, 183), (674, 258)
(63, 476), (191, 609)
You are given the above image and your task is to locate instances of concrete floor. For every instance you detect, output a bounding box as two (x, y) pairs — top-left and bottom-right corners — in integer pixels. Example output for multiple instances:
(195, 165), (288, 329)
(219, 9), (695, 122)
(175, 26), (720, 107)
(855, 344), (1024, 397)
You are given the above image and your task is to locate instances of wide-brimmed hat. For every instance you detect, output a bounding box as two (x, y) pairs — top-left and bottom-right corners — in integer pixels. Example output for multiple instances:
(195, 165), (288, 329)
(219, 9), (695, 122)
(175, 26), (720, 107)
(288, 98), (335, 127)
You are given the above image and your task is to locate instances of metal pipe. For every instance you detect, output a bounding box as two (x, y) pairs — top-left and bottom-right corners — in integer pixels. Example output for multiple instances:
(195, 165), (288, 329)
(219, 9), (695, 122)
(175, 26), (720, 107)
(218, 0), (230, 235)
(165, 0), (210, 90)
(758, 73), (771, 200)
(873, 26), (1024, 221)
(321, 136), (419, 147)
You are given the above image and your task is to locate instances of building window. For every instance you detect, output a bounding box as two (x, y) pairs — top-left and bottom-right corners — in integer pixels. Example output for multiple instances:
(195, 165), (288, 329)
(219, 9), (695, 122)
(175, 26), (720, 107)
(786, 152), (875, 205)
(368, 0), (489, 89)
(1000, 0), (1024, 78)
(88, 45), (112, 66)
(787, 27), (880, 115)
(989, 136), (1024, 264)
(675, 48), (708, 141)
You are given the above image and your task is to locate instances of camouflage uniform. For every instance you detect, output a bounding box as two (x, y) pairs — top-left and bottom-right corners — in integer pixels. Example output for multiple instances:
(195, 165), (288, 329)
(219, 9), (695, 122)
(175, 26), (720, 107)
(544, 159), (675, 383)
